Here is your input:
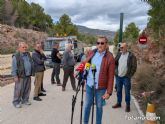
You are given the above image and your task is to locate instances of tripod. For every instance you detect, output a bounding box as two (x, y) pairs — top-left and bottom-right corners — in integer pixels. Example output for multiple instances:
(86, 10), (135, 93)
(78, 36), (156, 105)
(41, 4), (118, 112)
(71, 73), (85, 124)
(91, 72), (96, 124)
(89, 64), (97, 124)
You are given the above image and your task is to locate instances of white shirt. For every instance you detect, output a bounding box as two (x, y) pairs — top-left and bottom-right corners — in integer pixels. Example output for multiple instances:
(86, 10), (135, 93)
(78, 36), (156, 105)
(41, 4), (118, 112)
(118, 52), (129, 77)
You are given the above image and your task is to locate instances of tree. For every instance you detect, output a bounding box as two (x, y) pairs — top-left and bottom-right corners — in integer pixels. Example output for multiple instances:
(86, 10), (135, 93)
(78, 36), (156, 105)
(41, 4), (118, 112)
(123, 22), (140, 44)
(141, 0), (165, 45)
(0, 0), (5, 23)
(14, 1), (31, 27)
(54, 14), (78, 36)
(77, 33), (97, 44)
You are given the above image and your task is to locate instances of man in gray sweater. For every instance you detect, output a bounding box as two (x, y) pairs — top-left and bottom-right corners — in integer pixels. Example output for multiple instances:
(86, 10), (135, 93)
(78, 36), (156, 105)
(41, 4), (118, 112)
(62, 43), (76, 91)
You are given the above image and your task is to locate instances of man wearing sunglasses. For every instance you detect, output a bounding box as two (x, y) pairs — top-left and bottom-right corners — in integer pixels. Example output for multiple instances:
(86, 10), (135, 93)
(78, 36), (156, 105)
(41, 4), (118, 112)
(112, 43), (137, 112)
(83, 36), (115, 124)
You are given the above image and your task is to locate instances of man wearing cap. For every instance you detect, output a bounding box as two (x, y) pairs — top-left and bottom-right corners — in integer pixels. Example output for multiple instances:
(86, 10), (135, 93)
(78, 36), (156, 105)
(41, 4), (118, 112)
(83, 36), (115, 124)
(112, 42), (137, 112)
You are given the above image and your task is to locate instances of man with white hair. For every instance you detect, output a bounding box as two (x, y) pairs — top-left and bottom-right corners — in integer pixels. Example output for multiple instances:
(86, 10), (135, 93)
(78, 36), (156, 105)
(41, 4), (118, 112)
(11, 42), (34, 108)
(61, 43), (76, 91)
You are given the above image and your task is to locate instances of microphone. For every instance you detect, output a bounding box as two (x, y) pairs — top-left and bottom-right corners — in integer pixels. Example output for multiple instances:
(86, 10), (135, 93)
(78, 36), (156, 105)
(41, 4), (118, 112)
(91, 64), (97, 78)
(74, 63), (85, 78)
(83, 63), (91, 79)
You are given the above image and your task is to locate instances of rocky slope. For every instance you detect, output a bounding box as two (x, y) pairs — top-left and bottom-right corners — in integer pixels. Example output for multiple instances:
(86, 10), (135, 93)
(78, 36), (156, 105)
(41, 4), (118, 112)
(0, 24), (47, 54)
(132, 29), (165, 123)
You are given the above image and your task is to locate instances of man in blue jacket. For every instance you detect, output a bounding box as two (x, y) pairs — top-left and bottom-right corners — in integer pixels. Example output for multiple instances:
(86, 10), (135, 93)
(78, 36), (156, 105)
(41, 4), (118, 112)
(12, 42), (33, 108)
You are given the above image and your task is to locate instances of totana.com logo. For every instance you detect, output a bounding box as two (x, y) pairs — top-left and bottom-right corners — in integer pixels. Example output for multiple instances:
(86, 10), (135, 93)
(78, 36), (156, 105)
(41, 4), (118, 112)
(125, 115), (160, 121)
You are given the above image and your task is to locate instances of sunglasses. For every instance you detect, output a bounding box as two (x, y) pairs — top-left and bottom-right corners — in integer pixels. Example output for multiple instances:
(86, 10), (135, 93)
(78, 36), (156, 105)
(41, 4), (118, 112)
(96, 42), (105, 45)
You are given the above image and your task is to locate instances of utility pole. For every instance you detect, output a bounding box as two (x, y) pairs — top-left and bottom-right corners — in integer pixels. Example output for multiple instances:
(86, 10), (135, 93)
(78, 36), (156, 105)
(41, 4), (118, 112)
(118, 13), (124, 43)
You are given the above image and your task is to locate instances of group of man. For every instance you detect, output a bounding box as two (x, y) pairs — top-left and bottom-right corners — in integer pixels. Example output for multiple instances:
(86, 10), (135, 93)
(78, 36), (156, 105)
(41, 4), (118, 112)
(12, 42), (47, 108)
(11, 36), (137, 124)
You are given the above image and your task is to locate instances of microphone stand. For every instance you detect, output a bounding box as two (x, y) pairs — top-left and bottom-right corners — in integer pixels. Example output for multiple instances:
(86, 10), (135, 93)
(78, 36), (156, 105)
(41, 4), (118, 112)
(91, 69), (96, 124)
(71, 72), (85, 124)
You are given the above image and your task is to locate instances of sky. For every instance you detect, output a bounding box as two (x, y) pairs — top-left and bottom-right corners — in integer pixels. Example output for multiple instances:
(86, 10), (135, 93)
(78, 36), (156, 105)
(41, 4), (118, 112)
(26, 0), (150, 32)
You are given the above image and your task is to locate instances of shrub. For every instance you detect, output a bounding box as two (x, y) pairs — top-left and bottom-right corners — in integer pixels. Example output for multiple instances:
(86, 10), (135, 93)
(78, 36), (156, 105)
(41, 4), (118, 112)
(134, 63), (158, 91)
(0, 47), (16, 54)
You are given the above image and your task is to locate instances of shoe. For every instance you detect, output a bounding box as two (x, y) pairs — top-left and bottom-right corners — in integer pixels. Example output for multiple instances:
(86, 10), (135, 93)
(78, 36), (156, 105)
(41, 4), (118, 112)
(62, 87), (65, 91)
(125, 105), (130, 112)
(73, 89), (77, 92)
(38, 93), (46, 96)
(14, 104), (22, 108)
(57, 83), (62, 86)
(23, 101), (31, 105)
(33, 97), (42, 101)
(41, 89), (46, 92)
(112, 103), (121, 108)
(51, 81), (56, 84)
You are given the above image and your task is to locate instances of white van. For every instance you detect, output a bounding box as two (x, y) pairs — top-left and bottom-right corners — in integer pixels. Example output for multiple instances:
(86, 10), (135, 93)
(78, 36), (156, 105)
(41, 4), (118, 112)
(43, 36), (83, 67)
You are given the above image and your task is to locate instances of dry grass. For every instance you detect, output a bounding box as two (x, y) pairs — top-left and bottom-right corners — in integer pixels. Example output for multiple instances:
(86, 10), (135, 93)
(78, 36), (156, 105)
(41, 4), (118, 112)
(133, 63), (165, 124)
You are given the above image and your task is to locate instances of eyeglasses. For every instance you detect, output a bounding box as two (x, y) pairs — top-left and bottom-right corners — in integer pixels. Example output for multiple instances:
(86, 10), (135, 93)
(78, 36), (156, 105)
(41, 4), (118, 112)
(96, 42), (105, 45)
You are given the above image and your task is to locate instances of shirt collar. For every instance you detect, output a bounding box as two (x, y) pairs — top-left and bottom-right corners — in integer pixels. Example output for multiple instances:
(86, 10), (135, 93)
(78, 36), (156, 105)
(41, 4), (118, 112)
(96, 50), (106, 56)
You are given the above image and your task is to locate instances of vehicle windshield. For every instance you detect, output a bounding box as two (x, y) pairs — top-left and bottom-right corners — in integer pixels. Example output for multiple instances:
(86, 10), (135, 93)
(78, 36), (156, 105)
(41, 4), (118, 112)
(59, 40), (68, 51)
(44, 40), (54, 51)
(44, 39), (77, 51)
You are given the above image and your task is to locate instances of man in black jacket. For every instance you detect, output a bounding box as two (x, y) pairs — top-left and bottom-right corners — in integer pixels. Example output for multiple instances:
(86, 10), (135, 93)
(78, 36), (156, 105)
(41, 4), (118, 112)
(51, 42), (62, 86)
(32, 42), (47, 101)
(112, 43), (137, 112)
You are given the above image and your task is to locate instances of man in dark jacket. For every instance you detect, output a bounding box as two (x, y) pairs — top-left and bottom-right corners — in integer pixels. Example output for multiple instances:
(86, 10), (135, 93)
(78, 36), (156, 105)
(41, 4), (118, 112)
(32, 42), (46, 101)
(112, 42), (137, 112)
(51, 42), (62, 85)
(12, 42), (33, 108)
(83, 36), (115, 124)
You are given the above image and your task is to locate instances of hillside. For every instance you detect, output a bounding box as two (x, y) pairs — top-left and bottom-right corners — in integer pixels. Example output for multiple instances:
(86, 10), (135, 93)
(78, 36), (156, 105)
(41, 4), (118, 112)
(131, 28), (165, 123)
(77, 25), (115, 40)
(0, 24), (47, 54)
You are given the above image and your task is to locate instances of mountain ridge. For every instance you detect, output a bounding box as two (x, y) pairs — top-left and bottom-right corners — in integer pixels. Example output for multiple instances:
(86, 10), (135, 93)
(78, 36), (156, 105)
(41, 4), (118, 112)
(77, 25), (115, 40)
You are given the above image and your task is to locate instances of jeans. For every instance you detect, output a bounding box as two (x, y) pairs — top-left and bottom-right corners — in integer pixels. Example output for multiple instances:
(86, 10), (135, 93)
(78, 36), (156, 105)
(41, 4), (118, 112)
(51, 63), (61, 84)
(13, 77), (31, 106)
(116, 76), (131, 105)
(83, 85), (106, 124)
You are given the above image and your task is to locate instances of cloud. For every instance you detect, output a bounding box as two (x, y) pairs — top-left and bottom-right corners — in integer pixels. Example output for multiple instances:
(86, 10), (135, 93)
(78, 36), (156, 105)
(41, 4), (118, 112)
(26, 0), (150, 31)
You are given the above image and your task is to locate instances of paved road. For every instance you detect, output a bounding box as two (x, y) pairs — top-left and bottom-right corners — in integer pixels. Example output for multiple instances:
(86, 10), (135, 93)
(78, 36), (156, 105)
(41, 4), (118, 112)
(0, 68), (143, 124)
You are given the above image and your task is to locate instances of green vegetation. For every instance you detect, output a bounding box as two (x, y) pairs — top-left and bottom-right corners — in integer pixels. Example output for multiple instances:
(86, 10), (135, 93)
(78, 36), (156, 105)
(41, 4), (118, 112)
(113, 22), (140, 47)
(123, 22), (140, 44)
(142, 0), (165, 46)
(0, 0), (5, 23)
(0, 0), (53, 31)
(53, 14), (78, 36)
(0, 1), (96, 44)
(77, 33), (97, 44)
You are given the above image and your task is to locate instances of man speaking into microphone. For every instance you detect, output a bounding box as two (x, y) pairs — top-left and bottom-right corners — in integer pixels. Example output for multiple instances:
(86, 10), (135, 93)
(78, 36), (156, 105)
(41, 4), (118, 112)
(83, 36), (115, 124)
